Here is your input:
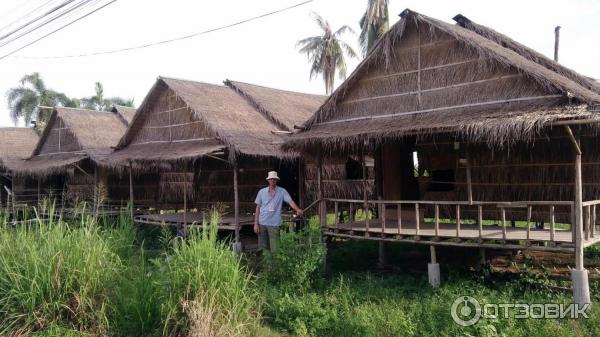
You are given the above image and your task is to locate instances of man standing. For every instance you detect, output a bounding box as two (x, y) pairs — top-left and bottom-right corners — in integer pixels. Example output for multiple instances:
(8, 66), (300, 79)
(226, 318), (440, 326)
(254, 171), (303, 252)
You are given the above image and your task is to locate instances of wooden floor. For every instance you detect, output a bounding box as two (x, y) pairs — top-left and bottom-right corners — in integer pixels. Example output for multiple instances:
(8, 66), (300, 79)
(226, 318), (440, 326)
(134, 212), (254, 230)
(326, 220), (600, 252)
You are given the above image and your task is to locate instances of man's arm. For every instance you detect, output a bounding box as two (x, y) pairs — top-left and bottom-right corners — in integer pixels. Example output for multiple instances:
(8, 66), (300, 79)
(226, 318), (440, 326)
(254, 205), (260, 234)
(288, 200), (303, 216)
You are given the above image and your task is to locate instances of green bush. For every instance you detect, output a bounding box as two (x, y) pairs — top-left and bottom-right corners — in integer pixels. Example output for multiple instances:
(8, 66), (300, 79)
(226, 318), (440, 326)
(260, 224), (325, 292)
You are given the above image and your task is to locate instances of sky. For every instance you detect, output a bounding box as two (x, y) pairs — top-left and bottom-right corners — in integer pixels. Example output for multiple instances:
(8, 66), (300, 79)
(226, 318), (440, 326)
(0, 0), (599, 127)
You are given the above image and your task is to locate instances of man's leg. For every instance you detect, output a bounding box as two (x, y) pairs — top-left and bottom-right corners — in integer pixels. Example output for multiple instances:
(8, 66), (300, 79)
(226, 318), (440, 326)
(258, 224), (269, 251)
(267, 226), (280, 253)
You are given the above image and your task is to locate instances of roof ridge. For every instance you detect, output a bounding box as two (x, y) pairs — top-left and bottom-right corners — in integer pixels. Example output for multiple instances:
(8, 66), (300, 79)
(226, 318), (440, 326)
(224, 79), (290, 131)
(452, 13), (600, 94)
(226, 79), (327, 98)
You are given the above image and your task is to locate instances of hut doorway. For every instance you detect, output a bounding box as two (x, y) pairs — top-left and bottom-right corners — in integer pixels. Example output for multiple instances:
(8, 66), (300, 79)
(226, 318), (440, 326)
(276, 160), (299, 202)
(380, 142), (419, 201)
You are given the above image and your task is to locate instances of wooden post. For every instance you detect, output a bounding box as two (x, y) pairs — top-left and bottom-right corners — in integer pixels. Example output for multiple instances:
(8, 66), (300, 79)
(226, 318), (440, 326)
(478, 205), (483, 241)
(334, 201), (339, 230)
(592, 205), (596, 238)
(298, 159), (305, 209)
(397, 204), (402, 235)
(584, 205), (590, 240)
(550, 205), (555, 242)
(554, 26), (561, 62)
(93, 166), (98, 215)
(574, 150), (584, 270)
(316, 150), (325, 229)
(415, 203), (420, 237)
(183, 175), (188, 235)
(526, 206), (532, 243)
(362, 151), (369, 235)
(37, 177), (41, 205)
(233, 161), (239, 243)
(381, 203), (386, 235)
(501, 207), (507, 243)
(455, 204), (461, 237)
(465, 147), (473, 205)
(434, 204), (439, 236)
(128, 162), (134, 223)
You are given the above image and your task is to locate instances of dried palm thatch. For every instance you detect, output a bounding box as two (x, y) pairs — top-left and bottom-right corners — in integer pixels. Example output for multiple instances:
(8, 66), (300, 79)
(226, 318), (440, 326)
(0, 127), (39, 173)
(283, 9), (600, 152)
(224, 80), (326, 131)
(110, 77), (305, 168)
(12, 107), (128, 176)
(111, 105), (136, 124)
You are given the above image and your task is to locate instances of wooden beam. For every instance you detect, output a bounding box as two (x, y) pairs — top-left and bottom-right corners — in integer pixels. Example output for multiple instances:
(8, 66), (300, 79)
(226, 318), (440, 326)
(129, 161), (134, 223)
(317, 149), (325, 229)
(233, 160), (240, 243)
(574, 143), (584, 270)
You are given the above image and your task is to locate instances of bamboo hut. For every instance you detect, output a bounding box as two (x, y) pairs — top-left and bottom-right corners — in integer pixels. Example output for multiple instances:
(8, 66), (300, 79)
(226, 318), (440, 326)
(0, 127), (39, 207)
(284, 9), (600, 302)
(11, 107), (131, 210)
(107, 76), (327, 247)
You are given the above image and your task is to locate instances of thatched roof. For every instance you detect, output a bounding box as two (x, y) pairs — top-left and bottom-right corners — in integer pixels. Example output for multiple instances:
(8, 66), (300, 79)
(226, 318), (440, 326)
(225, 80), (326, 131)
(13, 107), (128, 176)
(284, 9), (600, 151)
(111, 76), (324, 166)
(0, 127), (39, 173)
(111, 105), (136, 124)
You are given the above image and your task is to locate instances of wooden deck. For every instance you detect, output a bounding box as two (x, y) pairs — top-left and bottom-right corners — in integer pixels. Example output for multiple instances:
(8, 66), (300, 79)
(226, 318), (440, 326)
(325, 220), (600, 252)
(134, 212), (254, 230)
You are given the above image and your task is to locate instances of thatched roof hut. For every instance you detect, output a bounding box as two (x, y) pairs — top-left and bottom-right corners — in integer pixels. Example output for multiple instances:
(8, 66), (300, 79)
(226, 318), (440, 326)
(284, 9), (600, 152)
(110, 76), (324, 165)
(0, 127), (39, 206)
(282, 9), (600, 266)
(13, 107), (128, 176)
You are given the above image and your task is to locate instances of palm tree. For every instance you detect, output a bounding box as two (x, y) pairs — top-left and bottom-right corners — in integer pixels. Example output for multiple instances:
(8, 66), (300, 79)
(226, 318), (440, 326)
(79, 82), (134, 111)
(359, 0), (389, 56)
(297, 12), (357, 94)
(6, 72), (75, 126)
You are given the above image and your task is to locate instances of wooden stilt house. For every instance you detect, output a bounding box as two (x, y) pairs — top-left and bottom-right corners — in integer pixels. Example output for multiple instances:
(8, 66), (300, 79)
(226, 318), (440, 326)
(0, 127), (39, 207)
(107, 76), (327, 246)
(11, 107), (131, 210)
(284, 9), (600, 302)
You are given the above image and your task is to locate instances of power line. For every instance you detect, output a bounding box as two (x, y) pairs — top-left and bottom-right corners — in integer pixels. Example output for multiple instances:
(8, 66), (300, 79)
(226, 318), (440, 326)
(0, 0), (99, 49)
(0, 0), (57, 35)
(0, 0), (118, 60)
(0, 0), (78, 42)
(15, 0), (313, 59)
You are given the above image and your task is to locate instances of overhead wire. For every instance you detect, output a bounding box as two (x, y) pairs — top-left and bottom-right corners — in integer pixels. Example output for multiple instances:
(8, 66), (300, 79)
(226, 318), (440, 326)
(13, 0), (313, 59)
(0, 0), (79, 42)
(0, 0), (58, 35)
(0, 0), (118, 60)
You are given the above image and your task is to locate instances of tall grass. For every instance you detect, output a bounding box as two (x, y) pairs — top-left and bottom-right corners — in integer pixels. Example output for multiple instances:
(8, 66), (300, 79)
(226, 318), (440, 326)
(0, 205), (133, 335)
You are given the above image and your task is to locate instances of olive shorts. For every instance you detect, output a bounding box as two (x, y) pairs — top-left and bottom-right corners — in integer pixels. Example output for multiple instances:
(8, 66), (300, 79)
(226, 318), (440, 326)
(258, 224), (280, 252)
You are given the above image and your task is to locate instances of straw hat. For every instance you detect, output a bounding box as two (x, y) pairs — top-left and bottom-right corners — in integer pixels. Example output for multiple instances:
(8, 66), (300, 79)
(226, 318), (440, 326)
(266, 171), (280, 180)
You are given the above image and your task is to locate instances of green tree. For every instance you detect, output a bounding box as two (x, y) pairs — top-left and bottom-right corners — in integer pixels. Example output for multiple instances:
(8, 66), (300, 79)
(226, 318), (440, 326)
(6, 72), (75, 126)
(359, 0), (389, 56)
(297, 12), (357, 94)
(79, 82), (134, 111)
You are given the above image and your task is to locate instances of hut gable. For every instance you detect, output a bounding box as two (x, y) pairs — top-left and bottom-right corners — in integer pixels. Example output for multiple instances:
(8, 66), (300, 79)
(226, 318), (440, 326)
(286, 9), (600, 149)
(111, 105), (136, 124)
(113, 77), (295, 163)
(225, 80), (327, 131)
(34, 107), (127, 156)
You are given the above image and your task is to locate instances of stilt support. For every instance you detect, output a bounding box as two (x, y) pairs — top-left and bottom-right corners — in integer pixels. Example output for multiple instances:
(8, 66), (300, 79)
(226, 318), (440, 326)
(428, 245), (440, 287)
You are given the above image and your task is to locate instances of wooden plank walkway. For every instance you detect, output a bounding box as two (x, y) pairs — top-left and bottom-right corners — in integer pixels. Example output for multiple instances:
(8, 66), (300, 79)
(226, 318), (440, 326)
(134, 213), (254, 230)
(326, 220), (600, 252)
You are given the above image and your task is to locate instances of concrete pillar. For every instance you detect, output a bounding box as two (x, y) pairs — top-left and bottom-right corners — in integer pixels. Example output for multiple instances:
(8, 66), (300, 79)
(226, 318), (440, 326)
(428, 245), (440, 287)
(233, 241), (243, 256)
(572, 269), (591, 306)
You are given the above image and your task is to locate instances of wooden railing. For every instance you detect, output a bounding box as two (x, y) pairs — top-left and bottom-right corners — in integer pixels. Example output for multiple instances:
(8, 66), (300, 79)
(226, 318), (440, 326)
(320, 198), (584, 245)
